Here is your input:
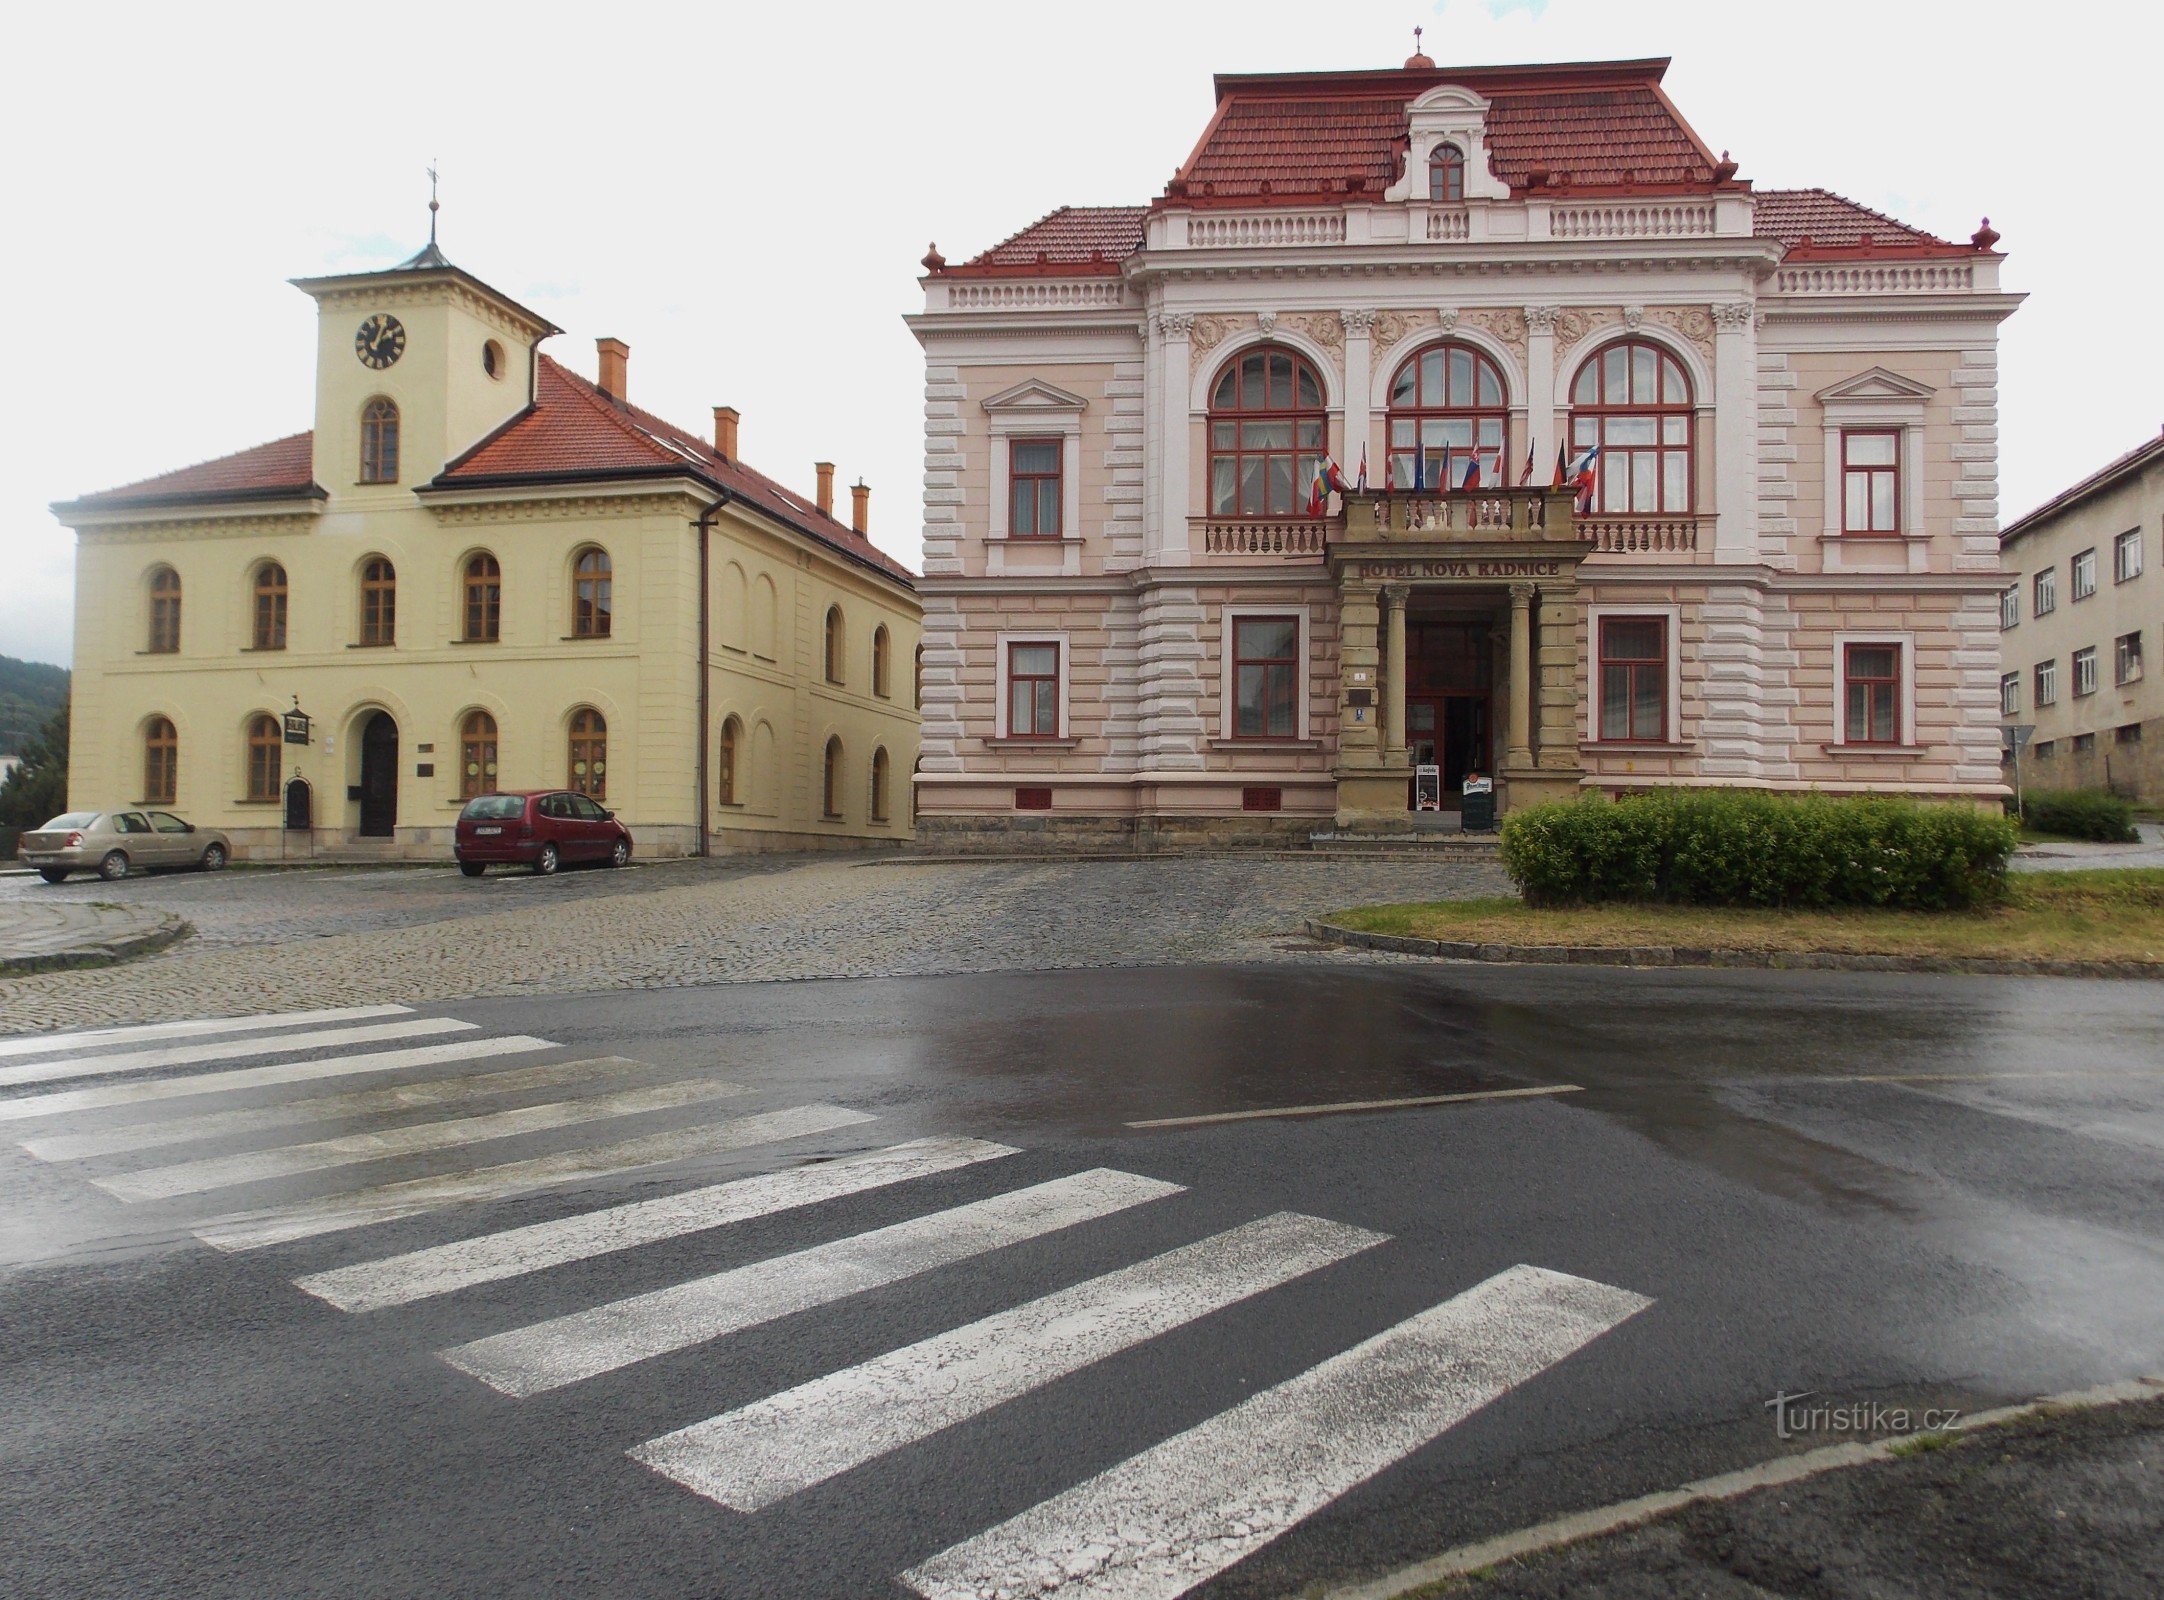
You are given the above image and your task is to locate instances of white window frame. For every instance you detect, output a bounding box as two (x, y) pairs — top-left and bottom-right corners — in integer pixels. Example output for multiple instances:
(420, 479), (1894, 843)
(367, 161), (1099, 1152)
(1999, 672), (2020, 717)
(1832, 630), (1914, 748)
(1219, 604), (1311, 742)
(2074, 646), (2098, 697)
(983, 380), (1086, 578)
(994, 631), (1070, 740)
(2034, 658), (2058, 708)
(2116, 630), (2145, 686)
(2116, 528), (2145, 583)
(2071, 548), (2097, 601)
(2033, 567), (2057, 616)
(2000, 585), (2019, 630)
(1584, 603), (1684, 744)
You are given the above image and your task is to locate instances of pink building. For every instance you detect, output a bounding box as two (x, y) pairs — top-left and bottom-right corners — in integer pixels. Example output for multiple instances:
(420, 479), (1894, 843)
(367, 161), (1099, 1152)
(909, 54), (2019, 847)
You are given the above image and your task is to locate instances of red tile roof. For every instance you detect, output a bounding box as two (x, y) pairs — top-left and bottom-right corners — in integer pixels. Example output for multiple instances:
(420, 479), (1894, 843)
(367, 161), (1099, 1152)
(435, 357), (913, 584)
(959, 207), (1150, 273)
(1753, 188), (1964, 258)
(62, 431), (321, 511)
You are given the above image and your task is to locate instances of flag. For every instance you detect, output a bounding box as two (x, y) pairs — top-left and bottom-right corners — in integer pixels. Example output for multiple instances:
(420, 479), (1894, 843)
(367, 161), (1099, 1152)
(1570, 444), (1601, 511)
(1551, 441), (1568, 488)
(1461, 452), (1482, 490)
(1325, 456), (1353, 496)
(1308, 461), (1329, 517)
(1519, 444), (1536, 486)
(1411, 440), (1426, 492)
(1437, 442), (1451, 494)
(1384, 447), (1395, 493)
(1356, 445), (1369, 493)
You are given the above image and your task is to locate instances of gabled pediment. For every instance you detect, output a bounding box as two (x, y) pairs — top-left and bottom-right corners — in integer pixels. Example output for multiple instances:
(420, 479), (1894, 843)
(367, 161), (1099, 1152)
(1815, 367), (1936, 403)
(982, 379), (1088, 413)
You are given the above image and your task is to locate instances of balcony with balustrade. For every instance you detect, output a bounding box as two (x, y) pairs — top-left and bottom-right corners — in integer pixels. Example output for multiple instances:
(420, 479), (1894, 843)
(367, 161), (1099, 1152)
(1191, 490), (1714, 565)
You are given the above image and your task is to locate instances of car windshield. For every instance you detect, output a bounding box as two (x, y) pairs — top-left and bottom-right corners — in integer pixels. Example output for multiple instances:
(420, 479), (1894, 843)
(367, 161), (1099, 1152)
(40, 813), (99, 830)
(460, 795), (527, 821)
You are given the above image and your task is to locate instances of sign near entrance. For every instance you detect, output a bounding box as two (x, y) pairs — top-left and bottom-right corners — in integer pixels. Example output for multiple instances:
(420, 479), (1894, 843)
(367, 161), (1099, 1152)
(1359, 558), (1566, 580)
(1414, 765), (1443, 810)
(282, 706), (312, 746)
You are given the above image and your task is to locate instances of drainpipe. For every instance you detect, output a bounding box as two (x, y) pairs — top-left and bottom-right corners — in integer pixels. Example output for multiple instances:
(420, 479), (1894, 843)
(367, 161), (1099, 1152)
(693, 493), (729, 858)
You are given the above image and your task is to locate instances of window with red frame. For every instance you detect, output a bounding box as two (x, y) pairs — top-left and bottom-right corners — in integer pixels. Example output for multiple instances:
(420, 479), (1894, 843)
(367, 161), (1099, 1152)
(1007, 642), (1059, 737)
(1208, 347), (1326, 517)
(1844, 643), (1901, 745)
(1009, 439), (1062, 537)
(1596, 617), (1668, 742)
(1569, 340), (1693, 514)
(1231, 615), (1299, 739)
(1842, 430), (1900, 534)
(1387, 342), (1508, 494)
(1429, 143), (1466, 203)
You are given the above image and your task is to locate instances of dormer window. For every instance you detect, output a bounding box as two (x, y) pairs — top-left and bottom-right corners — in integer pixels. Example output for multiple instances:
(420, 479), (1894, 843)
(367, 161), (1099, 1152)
(1429, 143), (1466, 203)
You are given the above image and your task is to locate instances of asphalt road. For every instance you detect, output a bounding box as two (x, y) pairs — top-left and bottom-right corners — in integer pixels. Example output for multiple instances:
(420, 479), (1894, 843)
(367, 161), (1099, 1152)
(5, 963), (2163, 1599)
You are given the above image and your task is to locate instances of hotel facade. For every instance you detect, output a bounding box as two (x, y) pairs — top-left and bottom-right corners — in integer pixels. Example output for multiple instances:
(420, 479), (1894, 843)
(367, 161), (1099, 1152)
(909, 54), (2020, 845)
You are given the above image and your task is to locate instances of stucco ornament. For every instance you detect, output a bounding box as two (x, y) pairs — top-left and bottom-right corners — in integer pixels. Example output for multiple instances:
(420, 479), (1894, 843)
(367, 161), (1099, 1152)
(1155, 311), (1195, 339)
(1278, 312), (1345, 355)
(1255, 309), (1279, 336)
(1552, 306), (1621, 360)
(1711, 300), (1756, 332)
(1648, 305), (1716, 361)
(1436, 307), (1462, 333)
(1464, 306), (1528, 359)
(1340, 308), (1379, 336)
(1524, 305), (1564, 333)
(1187, 314), (1246, 355)
(1370, 309), (1440, 349)
(1621, 304), (1646, 332)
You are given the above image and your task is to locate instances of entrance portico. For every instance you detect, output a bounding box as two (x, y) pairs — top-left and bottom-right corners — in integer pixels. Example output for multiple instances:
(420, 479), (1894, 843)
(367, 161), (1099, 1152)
(1332, 487), (1589, 825)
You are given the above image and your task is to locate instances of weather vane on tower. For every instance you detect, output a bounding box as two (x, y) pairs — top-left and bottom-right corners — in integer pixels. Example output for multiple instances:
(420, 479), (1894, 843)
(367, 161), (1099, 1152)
(427, 160), (439, 246)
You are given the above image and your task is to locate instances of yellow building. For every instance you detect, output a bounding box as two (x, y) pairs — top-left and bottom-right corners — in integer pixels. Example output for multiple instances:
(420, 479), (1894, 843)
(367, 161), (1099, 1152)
(54, 240), (920, 860)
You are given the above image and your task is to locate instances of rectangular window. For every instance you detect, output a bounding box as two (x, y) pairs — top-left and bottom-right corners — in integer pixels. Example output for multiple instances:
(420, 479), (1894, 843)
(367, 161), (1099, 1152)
(1843, 642), (1901, 745)
(2117, 528), (2145, 583)
(2034, 658), (2058, 707)
(1841, 429), (1900, 534)
(2074, 646), (2098, 697)
(2116, 630), (2145, 685)
(1241, 786), (1284, 813)
(2074, 732), (2096, 753)
(2033, 740), (2055, 758)
(1009, 439), (1063, 538)
(1013, 786), (1053, 811)
(2072, 548), (2097, 600)
(1232, 615), (1299, 739)
(2117, 722), (2145, 745)
(2033, 568), (2057, 616)
(1007, 642), (1060, 738)
(2000, 672), (2020, 717)
(1597, 616), (1668, 742)
(2000, 585), (2019, 630)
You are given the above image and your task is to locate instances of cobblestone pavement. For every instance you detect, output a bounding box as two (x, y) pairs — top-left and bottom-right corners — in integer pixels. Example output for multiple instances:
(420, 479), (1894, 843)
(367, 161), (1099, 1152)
(0, 900), (181, 972)
(0, 854), (1506, 1034)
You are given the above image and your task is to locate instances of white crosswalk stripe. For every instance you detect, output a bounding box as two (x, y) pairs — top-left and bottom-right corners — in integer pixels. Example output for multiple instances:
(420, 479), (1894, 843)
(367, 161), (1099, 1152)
(195, 1103), (877, 1252)
(631, 1210), (1387, 1512)
(0, 1017), (475, 1090)
(899, 1265), (1652, 1600)
(0, 1004), (412, 1060)
(442, 1168), (1183, 1397)
(20, 1056), (657, 1162)
(94, 1072), (751, 1201)
(0, 1035), (558, 1124)
(297, 1135), (1021, 1313)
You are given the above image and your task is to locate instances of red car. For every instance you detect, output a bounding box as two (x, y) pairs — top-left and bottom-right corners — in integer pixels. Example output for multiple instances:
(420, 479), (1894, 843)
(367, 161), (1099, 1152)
(454, 790), (633, 877)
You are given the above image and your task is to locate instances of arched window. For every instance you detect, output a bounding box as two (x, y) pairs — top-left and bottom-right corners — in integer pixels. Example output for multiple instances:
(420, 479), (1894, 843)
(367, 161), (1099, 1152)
(361, 397), (400, 483)
(872, 624), (892, 698)
(251, 563), (287, 651)
(462, 552), (501, 642)
(870, 745), (891, 823)
(1570, 340), (1695, 514)
(1387, 341), (1508, 491)
(718, 715), (742, 805)
(460, 710), (499, 800)
(359, 557), (396, 645)
(1208, 346), (1327, 517)
(147, 566), (182, 654)
(567, 708), (607, 798)
(246, 714), (281, 803)
(1429, 142), (1466, 203)
(143, 717), (177, 805)
(824, 605), (845, 683)
(573, 548), (612, 638)
(822, 736), (844, 819)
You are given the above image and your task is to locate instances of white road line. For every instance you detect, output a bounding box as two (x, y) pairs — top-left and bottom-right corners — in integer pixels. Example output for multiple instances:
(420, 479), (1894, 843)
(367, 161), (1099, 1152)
(0, 1018), (474, 1090)
(298, 1136), (1021, 1313)
(444, 1168), (1184, 1397)
(20, 1057), (656, 1162)
(94, 1075), (750, 1202)
(0, 1036), (557, 1125)
(194, 1103), (877, 1252)
(900, 1264), (1653, 1600)
(0, 1005), (413, 1060)
(633, 1210), (1387, 1511)
(1126, 1085), (1585, 1129)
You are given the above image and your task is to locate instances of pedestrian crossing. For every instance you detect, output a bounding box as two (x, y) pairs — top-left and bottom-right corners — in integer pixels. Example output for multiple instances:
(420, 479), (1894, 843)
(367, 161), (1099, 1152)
(1, 1004), (1651, 1599)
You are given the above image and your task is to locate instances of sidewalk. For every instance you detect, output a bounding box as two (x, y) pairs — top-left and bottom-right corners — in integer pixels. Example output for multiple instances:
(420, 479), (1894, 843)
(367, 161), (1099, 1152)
(2013, 821), (2164, 873)
(0, 901), (187, 975)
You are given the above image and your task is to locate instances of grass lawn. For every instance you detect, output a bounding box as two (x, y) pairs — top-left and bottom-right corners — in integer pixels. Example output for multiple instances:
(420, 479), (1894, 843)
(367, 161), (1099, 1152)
(1328, 868), (2164, 965)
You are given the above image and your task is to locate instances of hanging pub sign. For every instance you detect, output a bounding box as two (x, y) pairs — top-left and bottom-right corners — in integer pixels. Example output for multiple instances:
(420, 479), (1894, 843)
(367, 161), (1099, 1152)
(283, 700), (312, 746)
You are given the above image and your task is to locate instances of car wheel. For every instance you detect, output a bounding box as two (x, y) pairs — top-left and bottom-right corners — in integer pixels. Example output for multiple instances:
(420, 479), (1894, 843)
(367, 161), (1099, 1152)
(533, 843), (560, 877)
(38, 868), (70, 884)
(99, 851), (130, 882)
(200, 843), (228, 872)
(609, 837), (631, 869)
(459, 861), (487, 878)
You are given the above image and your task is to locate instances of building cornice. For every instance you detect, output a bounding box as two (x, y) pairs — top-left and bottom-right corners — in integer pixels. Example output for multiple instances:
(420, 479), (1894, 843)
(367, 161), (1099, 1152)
(66, 509), (326, 543)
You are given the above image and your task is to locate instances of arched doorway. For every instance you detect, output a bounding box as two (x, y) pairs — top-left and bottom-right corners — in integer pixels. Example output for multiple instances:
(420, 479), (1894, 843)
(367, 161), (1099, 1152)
(359, 712), (398, 837)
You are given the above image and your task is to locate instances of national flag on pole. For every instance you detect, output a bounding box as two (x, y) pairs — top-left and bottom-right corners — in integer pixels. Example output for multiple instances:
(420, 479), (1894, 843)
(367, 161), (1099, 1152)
(1325, 456), (1354, 496)
(1461, 452), (1482, 491)
(1411, 441), (1426, 492)
(1437, 442), (1451, 494)
(1570, 444), (1601, 510)
(1356, 445), (1369, 494)
(1551, 441), (1569, 488)
(1384, 447), (1395, 493)
(1308, 461), (1330, 517)
(1519, 443), (1536, 486)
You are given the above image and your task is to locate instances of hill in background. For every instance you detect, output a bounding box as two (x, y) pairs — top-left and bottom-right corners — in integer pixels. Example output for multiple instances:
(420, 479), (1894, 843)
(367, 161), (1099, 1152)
(1, 655), (69, 756)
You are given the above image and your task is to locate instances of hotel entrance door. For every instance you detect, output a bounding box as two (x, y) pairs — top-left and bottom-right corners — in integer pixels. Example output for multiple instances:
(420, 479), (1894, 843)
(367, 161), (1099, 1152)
(1406, 619), (1494, 810)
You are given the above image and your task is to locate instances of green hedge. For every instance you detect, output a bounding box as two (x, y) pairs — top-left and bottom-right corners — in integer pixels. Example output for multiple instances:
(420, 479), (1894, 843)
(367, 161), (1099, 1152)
(2021, 788), (2138, 843)
(1498, 790), (2019, 910)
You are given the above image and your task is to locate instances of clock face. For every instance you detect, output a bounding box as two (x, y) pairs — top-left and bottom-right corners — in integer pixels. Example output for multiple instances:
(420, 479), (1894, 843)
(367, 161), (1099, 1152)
(355, 313), (406, 370)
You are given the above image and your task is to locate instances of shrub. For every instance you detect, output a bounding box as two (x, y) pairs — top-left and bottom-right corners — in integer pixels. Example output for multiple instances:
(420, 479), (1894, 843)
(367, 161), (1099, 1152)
(2021, 788), (2138, 843)
(1499, 790), (2019, 911)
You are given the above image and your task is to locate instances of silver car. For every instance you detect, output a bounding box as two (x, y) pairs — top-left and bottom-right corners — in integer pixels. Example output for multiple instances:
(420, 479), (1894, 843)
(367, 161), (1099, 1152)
(18, 810), (232, 883)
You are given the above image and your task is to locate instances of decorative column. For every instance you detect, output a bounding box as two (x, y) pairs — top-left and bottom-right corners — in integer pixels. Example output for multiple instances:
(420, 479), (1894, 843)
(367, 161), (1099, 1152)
(1505, 582), (1535, 770)
(1524, 305), (1560, 481)
(1711, 300), (1758, 564)
(1151, 311), (1194, 565)
(1382, 583), (1409, 763)
(1341, 308), (1377, 480)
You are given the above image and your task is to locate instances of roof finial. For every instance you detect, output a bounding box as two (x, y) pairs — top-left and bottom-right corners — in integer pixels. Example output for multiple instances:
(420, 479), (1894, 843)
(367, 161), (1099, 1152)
(427, 160), (440, 246)
(1405, 24), (1435, 69)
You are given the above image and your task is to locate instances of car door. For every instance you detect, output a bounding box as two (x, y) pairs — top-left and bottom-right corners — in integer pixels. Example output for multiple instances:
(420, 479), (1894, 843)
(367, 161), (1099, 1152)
(570, 794), (612, 857)
(149, 812), (195, 865)
(536, 793), (578, 858)
(110, 812), (154, 863)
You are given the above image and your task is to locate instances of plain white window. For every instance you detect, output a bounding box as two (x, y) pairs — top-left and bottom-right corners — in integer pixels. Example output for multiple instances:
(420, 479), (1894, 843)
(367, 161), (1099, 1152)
(1999, 672), (2020, 717)
(2034, 659), (2058, 707)
(2033, 568), (2057, 616)
(2000, 586), (2019, 630)
(2116, 528), (2145, 583)
(2116, 630), (2145, 685)
(2074, 646), (2098, 697)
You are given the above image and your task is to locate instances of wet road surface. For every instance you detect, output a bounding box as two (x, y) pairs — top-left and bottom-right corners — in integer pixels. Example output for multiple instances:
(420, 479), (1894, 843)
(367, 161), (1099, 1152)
(4, 963), (2163, 1599)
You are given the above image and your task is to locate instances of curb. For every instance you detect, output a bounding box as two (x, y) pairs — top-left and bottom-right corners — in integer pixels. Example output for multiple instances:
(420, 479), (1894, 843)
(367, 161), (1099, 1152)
(0, 913), (190, 977)
(1304, 918), (2164, 981)
(1319, 1374), (2164, 1600)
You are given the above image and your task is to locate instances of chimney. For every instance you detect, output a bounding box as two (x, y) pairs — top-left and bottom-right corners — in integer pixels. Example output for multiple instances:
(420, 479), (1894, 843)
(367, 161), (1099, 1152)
(713, 406), (739, 459)
(596, 337), (629, 401)
(815, 461), (835, 517)
(851, 479), (870, 536)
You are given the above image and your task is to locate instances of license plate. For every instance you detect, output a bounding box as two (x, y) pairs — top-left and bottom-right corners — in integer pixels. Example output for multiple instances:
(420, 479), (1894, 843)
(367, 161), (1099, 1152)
(475, 825), (503, 836)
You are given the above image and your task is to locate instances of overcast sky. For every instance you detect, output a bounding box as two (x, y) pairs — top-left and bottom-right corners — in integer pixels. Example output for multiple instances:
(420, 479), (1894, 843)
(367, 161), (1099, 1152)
(3, 0), (2153, 668)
